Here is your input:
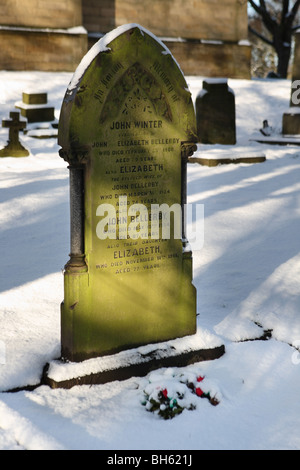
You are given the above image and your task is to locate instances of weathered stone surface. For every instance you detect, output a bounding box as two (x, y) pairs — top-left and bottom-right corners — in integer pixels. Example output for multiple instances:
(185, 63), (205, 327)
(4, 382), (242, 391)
(59, 24), (198, 362)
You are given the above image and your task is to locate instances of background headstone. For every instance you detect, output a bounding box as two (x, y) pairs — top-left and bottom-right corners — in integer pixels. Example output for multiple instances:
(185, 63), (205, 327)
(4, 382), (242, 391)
(58, 24), (198, 362)
(0, 111), (29, 157)
(15, 91), (58, 139)
(196, 79), (236, 145)
(15, 92), (55, 123)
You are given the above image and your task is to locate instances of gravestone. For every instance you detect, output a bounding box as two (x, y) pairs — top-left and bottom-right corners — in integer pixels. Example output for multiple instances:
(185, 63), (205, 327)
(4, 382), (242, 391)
(58, 24), (199, 363)
(0, 111), (29, 157)
(15, 92), (58, 139)
(15, 92), (55, 123)
(196, 79), (236, 145)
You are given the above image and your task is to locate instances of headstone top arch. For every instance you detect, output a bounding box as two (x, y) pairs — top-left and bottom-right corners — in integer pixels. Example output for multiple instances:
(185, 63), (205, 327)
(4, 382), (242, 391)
(59, 24), (197, 159)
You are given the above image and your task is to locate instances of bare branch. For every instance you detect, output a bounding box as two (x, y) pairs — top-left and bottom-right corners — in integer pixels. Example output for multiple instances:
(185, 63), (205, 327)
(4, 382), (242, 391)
(285, 0), (300, 29)
(291, 0), (300, 17)
(281, 0), (290, 24)
(259, 0), (268, 12)
(249, 0), (277, 34)
(248, 0), (300, 77)
(248, 25), (274, 46)
(248, 0), (263, 16)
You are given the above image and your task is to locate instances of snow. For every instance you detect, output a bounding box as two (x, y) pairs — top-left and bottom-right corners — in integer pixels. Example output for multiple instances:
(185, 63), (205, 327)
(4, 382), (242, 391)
(190, 146), (265, 160)
(203, 78), (228, 84)
(15, 101), (53, 110)
(47, 329), (222, 383)
(284, 106), (300, 114)
(238, 39), (252, 46)
(0, 71), (300, 450)
(201, 39), (224, 45)
(0, 25), (87, 35)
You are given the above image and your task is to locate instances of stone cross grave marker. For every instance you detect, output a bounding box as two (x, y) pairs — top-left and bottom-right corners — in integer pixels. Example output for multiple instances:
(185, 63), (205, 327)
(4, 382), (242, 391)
(58, 24), (198, 362)
(0, 111), (29, 157)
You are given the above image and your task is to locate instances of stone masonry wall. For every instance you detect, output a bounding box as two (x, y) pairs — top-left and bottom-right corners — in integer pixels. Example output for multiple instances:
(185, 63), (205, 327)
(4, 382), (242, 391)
(0, 0), (250, 76)
(0, 0), (87, 72)
(82, 0), (115, 34)
(83, 0), (248, 42)
(115, 0), (248, 42)
(0, 0), (82, 29)
(0, 28), (87, 72)
(82, 0), (251, 78)
(166, 40), (251, 78)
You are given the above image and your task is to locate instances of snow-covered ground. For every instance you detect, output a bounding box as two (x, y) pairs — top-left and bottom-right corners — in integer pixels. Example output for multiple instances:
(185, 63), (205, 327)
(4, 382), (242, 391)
(0, 71), (299, 450)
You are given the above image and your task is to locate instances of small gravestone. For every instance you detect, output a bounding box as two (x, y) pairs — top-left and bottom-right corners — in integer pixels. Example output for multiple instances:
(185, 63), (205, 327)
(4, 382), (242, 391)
(15, 91), (55, 123)
(15, 91), (58, 139)
(0, 111), (29, 157)
(50, 24), (225, 379)
(196, 78), (236, 145)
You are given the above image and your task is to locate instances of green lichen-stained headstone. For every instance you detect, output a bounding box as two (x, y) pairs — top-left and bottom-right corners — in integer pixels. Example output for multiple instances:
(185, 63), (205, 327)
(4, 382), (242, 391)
(0, 111), (29, 157)
(58, 24), (198, 362)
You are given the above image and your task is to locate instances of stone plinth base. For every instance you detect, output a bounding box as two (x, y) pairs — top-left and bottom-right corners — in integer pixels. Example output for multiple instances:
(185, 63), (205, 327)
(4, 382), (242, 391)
(25, 123), (58, 139)
(0, 26), (88, 72)
(0, 142), (30, 158)
(189, 146), (266, 166)
(15, 102), (55, 123)
(44, 330), (225, 390)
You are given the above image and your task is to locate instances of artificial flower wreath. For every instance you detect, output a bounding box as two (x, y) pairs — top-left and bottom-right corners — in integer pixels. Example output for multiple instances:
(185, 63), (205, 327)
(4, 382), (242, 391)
(141, 368), (220, 419)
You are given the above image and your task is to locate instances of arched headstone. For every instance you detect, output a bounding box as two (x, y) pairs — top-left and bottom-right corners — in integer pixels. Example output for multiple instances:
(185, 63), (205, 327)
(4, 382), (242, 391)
(59, 24), (198, 362)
